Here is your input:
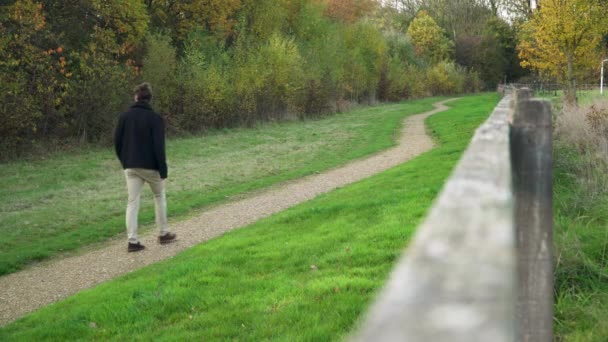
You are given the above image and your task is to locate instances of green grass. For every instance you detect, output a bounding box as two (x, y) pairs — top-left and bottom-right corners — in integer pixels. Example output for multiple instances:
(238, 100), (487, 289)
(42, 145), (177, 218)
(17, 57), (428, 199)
(0, 97), (444, 276)
(553, 141), (608, 341)
(540, 89), (608, 107)
(0, 93), (501, 341)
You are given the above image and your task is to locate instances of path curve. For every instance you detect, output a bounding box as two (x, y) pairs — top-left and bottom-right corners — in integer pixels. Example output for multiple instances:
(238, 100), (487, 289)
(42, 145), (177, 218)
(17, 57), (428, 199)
(0, 98), (458, 326)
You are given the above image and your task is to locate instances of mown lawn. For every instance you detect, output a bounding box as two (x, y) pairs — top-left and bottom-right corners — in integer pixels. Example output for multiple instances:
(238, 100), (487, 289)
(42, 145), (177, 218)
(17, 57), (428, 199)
(0, 93), (501, 340)
(0, 97), (443, 276)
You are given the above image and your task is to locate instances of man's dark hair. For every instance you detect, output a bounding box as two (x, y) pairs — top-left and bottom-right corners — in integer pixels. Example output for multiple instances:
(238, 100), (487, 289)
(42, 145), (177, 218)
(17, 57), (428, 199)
(134, 82), (153, 102)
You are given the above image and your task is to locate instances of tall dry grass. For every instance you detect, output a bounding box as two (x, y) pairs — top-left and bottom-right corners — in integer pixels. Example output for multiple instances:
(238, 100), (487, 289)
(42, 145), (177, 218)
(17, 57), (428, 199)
(554, 98), (608, 200)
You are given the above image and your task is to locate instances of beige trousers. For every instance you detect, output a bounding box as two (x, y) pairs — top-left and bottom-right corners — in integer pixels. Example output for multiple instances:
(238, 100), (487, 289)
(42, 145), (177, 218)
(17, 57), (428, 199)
(124, 168), (169, 244)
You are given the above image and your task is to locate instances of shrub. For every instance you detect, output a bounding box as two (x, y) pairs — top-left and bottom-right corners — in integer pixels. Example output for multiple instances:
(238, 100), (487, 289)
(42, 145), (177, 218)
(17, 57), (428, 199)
(293, 2), (342, 116)
(585, 102), (608, 137)
(379, 33), (422, 101)
(407, 11), (453, 64)
(0, 73), (42, 158)
(230, 40), (267, 125)
(341, 22), (386, 103)
(426, 61), (465, 95)
(403, 65), (429, 98)
(62, 58), (135, 144)
(178, 47), (233, 130)
(384, 57), (410, 101)
(555, 98), (608, 198)
(141, 33), (179, 121)
(254, 33), (304, 119)
(301, 75), (334, 116)
(463, 69), (483, 93)
(0, 1), (68, 155)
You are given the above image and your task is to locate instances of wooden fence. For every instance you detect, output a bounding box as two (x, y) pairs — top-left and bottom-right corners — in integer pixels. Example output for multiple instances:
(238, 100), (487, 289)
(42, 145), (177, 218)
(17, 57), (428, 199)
(352, 88), (553, 342)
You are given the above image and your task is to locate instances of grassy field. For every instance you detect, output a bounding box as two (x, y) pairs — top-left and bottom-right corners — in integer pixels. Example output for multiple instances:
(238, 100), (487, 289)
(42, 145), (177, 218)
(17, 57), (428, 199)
(0, 97), (444, 276)
(0, 93), (501, 340)
(541, 88), (608, 108)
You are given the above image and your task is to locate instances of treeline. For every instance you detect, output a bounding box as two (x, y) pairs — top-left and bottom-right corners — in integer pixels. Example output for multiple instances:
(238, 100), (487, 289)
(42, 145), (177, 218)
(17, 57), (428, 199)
(0, 0), (524, 157)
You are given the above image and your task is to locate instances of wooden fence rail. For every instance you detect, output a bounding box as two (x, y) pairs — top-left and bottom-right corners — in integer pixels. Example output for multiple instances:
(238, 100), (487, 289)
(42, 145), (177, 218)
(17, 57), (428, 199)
(352, 88), (553, 342)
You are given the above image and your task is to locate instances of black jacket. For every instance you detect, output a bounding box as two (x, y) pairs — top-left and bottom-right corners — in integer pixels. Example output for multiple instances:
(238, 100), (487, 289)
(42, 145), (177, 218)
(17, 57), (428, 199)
(114, 101), (168, 179)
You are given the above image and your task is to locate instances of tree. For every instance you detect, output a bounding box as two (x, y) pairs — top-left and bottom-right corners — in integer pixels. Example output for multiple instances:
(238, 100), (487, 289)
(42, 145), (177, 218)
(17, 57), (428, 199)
(324, 0), (376, 23)
(0, 0), (53, 148)
(0, 0), (149, 146)
(480, 17), (523, 87)
(388, 0), (494, 39)
(342, 21), (387, 102)
(145, 0), (241, 47)
(42, 0), (149, 141)
(407, 10), (453, 63)
(237, 0), (289, 42)
(43, 0), (149, 62)
(517, 0), (607, 105)
(479, 0), (533, 20)
(142, 33), (179, 118)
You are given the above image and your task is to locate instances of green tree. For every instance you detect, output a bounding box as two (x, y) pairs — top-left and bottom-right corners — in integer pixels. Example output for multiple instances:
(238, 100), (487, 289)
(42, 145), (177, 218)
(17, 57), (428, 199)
(255, 33), (305, 118)
(477, 17), (521, 88)
(0, 0), (150, 146)
(142, 33), (179, 119)
(342, 22), (387, 102)
(324, 0), (376, 23)
(145, 0), (241, 47)
(42, 0), (149, 141)
(291, 1), (343, 114)
(390, 0), (494, 38)
(407, 10), (453, 63)
(236, 0), (289, 43)
(0, 0), (68, 149)
(43, 0), (149, 63)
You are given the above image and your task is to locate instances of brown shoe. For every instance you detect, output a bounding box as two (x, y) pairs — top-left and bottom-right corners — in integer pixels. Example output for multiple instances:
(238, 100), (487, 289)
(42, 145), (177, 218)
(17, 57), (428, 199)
(128, 242), (145, 252)
(159, 232), (176, 245)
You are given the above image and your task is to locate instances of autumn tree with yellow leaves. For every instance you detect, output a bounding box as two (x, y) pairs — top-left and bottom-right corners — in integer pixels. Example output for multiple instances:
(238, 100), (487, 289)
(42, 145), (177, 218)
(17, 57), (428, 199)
(517, 0), (607, 105)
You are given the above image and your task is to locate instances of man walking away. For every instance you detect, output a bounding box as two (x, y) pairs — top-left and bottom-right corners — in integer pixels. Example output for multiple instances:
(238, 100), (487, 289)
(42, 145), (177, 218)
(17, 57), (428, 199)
(114, 82), (176, 252)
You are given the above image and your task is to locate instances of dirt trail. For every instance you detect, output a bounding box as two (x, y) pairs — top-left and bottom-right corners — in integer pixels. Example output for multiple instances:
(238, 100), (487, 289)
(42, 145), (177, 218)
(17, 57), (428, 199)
(0, 98), (458, 326)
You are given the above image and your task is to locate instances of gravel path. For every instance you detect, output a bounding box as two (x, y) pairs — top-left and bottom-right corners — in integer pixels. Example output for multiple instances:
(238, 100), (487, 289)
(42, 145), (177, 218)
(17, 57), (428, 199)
(0, 99), (457, 326)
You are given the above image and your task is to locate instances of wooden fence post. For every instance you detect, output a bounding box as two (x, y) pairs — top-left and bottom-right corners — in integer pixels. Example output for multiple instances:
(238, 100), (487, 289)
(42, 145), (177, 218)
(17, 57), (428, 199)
(510, 93), (554, 342)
